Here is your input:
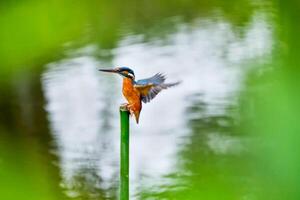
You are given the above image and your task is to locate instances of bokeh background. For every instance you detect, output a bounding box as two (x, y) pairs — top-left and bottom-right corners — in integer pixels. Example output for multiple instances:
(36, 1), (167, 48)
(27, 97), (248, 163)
(0, 0), (299, 199)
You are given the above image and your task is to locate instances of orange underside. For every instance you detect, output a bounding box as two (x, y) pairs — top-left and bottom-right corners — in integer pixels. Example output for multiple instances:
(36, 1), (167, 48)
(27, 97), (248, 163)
(122, 78), (142, 123)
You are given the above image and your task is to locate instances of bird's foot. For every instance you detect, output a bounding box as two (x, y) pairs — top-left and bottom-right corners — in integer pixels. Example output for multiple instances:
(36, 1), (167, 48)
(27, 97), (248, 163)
(120, 103), (134, 116)
(127, 105), (135, 116)
(120, 103), (129, 111)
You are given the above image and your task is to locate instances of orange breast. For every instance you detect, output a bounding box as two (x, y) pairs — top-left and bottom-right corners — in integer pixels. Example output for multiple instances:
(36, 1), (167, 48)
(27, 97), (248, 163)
(122, 78), (142, 123)
(122, 78), (140, 103)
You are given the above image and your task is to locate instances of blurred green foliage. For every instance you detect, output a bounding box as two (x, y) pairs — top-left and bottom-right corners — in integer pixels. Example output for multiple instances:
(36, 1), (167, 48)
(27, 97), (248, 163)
(0, 0), (255, 73)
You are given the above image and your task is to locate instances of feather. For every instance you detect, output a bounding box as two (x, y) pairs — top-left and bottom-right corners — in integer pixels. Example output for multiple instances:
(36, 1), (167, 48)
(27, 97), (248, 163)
(134, 73), (180, 103)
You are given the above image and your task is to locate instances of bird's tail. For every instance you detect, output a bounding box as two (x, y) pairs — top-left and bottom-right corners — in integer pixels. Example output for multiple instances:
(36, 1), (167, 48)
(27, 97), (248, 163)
(133, 111), (140, 124)
(128, 104), (141, 124)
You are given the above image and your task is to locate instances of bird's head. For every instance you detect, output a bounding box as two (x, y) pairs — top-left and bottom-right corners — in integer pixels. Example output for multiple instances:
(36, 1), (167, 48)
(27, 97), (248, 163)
(99, 67), (135, 79)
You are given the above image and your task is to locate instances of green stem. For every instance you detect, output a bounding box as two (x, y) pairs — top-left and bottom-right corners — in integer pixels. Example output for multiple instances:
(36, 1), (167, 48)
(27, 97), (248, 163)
(120, 106), (130, 200)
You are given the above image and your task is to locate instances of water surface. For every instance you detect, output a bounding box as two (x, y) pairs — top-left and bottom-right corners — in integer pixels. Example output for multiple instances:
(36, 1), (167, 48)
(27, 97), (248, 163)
(42, 13), (272, 200)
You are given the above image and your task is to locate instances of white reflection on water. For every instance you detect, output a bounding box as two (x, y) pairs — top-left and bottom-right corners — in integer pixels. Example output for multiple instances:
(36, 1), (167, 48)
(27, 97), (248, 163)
(42, 16), (272, 199)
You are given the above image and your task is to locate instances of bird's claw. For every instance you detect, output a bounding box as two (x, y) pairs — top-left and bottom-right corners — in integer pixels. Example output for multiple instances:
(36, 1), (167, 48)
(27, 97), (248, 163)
(125, 104), (135, 116)
(128, 107), (134, 116)
(120, 103), (129, 110)
(120, 103), (135, 116)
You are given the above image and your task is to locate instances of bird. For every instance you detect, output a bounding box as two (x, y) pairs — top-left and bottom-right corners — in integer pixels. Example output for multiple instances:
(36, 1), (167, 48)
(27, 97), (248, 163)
(99, 67), (180, 124)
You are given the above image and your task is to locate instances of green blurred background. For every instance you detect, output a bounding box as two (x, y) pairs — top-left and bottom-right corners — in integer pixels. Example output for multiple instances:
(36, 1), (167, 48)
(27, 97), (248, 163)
(0, 0), (299, 199)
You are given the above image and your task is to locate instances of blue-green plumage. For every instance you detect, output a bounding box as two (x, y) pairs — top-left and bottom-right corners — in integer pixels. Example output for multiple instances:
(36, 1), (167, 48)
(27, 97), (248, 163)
(135, 73), (180, 103)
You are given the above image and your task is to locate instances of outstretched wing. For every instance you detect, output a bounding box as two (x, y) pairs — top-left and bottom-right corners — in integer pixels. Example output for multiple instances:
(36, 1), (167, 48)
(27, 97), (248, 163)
(134, 73), (180, 103)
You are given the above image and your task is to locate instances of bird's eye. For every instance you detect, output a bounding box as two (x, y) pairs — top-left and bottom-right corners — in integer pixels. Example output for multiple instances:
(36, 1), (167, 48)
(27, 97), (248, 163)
(120, 70), (134, 79)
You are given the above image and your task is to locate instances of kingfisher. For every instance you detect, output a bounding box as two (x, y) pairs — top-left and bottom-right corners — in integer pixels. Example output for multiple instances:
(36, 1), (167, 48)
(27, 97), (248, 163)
(99, 67), (180, 124)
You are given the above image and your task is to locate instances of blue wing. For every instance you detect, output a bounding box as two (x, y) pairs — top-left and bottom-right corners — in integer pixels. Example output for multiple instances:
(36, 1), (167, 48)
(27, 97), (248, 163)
(134, 73), (180, 103)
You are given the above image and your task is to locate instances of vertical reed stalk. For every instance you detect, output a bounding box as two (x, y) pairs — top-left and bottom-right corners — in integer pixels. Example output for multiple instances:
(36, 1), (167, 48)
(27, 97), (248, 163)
(120, 106), (129, 200)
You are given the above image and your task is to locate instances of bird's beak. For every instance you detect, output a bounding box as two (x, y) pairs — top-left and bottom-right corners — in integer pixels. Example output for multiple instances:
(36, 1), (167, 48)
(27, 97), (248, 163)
(98, 68), (119, 73)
